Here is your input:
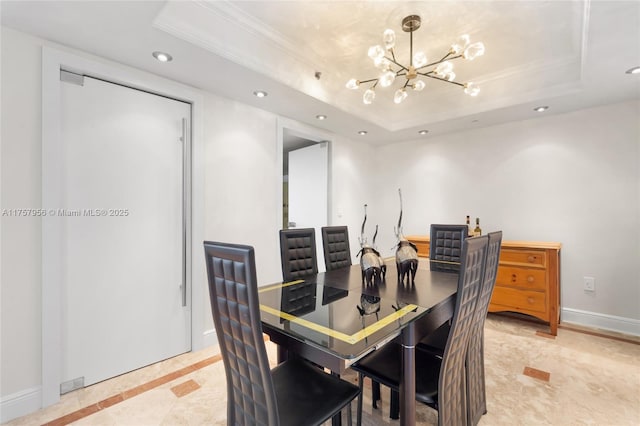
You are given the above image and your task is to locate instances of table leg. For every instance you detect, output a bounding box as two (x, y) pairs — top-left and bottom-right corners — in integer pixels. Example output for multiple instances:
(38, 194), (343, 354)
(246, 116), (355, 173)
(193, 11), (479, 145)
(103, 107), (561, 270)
(401, 324), (416, 426)
(276, 345), (288, 364)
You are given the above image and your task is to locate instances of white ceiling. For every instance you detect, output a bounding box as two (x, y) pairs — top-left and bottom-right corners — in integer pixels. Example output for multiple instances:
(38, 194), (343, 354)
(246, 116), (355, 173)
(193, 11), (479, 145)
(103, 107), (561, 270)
(2, 0), (639, 146)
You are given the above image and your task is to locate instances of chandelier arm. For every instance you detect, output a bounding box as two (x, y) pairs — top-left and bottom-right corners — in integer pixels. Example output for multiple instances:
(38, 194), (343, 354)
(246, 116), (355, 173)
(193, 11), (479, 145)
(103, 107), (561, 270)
(417, 54), (464, 71)
(358, 78), (379, 84)
(390, 48), (397, 63)
(421, 73), (465, 87)
(385, 56), (409, 72)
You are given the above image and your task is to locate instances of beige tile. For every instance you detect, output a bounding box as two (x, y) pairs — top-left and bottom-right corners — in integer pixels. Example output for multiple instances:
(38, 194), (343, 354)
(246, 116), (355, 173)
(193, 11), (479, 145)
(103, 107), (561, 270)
(523, 366), (551, 382)
(170, 379), (201, 398)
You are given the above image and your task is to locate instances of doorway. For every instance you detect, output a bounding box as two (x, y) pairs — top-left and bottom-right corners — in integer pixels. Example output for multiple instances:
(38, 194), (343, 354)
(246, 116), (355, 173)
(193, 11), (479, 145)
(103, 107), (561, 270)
(282, 128), (330, 272)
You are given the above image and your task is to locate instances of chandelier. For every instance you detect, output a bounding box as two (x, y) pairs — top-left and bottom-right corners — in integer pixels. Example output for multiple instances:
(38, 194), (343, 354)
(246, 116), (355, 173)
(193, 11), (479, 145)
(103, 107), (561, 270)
(346, 15), (485, 104)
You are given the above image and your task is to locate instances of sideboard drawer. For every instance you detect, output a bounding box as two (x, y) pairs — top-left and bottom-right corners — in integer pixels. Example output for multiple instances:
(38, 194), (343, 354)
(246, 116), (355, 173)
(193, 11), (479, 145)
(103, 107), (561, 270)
(491, 287), (546, 313)
(496, 266), (547, 291)
(500, 249), (546, 267)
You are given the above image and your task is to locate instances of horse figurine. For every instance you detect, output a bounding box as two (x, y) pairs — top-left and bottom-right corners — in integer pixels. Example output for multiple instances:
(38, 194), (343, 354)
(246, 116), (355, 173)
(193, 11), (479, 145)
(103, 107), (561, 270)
(394, 189), (418, 285)
(356, 204), (386, 286)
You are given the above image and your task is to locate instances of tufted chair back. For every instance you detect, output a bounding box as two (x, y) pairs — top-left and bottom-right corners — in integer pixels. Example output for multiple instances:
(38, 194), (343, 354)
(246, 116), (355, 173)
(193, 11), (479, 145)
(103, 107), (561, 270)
(429, 224), (469, 273)
(203, 241), (278, 425)
(438, 235), (488, 426)
(321, 226), (352, 271)
(466, 231), (502, 425)
(279, 228), (318, 281)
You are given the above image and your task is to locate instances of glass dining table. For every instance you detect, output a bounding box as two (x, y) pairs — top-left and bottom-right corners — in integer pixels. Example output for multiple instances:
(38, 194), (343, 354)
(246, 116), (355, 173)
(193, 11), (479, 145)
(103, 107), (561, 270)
(259, 262), (458, 426)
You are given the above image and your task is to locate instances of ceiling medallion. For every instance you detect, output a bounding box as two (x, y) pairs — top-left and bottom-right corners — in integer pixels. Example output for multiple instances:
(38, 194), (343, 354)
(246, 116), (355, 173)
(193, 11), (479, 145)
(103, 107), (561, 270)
(346, 15), (484, 105)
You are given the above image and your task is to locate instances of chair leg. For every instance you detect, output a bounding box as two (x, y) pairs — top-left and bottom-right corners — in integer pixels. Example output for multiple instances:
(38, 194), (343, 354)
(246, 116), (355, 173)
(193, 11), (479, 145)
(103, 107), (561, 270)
(356, 373), (363, 426)
(347, 402), (352, 426)
(390, 389), (400, 420)
(372, 380), (381, 409)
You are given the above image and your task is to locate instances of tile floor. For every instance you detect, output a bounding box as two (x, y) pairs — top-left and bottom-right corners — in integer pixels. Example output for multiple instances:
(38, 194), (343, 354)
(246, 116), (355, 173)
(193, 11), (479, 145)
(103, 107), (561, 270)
(4, 315), (639, 425)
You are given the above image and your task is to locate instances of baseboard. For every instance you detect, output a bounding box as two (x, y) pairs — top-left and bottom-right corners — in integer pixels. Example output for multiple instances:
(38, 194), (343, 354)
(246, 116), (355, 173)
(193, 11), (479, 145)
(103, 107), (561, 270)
(202, 328), (218, 348)
(0, 386), (42, 423)
(562, 308), (640, 337)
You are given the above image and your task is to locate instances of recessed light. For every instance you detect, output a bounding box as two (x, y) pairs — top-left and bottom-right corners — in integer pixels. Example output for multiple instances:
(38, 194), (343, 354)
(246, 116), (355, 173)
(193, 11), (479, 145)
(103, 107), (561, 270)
(418, 130), (429, 135)
(316, 114), (327, 120)
(625, 66), (640, 74)
(534, 106), (549, 112)
(358, 131), (368, 136)
(253, 90), (268, 98)
(152, 51), (172, 62)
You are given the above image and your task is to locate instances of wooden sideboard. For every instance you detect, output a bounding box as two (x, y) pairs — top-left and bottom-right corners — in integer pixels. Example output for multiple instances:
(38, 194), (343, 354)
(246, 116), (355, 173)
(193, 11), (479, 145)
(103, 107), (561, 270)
(406, 236), (561, 335)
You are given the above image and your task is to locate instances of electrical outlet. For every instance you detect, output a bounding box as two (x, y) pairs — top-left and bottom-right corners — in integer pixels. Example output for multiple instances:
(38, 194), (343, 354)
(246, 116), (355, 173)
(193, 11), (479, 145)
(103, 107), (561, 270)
(583, 276), (595, 292)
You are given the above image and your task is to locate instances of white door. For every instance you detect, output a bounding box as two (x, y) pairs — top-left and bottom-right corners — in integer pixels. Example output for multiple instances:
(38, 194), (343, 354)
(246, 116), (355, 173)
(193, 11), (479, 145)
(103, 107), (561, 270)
(60, 75), (191, 388)
(288, 142), (328, 272)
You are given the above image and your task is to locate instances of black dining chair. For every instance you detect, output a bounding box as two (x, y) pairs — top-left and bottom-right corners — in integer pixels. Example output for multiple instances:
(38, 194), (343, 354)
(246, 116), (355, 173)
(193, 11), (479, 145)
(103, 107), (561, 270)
(204, 241), (360, 426)
(429, 224), (468, 273)
(465, 230), (502, 424)
(321, 226), (353, 271)
(279, 228), (318, 281)
(418, 231), (502, 425)
(352, 235), (488, 425)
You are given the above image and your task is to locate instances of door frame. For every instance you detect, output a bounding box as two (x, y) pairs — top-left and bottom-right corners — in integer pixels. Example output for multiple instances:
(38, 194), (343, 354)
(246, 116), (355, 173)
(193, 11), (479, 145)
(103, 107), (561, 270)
(41, 47), (206, 407)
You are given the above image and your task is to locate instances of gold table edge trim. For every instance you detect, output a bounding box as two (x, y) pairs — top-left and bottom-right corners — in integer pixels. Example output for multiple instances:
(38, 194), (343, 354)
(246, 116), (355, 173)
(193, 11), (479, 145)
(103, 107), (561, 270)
(259, 281), (418, 344)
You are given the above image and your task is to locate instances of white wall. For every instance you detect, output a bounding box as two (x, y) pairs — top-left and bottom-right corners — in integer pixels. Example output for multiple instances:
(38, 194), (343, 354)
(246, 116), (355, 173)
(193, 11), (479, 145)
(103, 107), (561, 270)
(327, 134), (376, 260)
(1, 27), (44, 408)
(373, 101), (640, 325)
(200, 95), (281, 334)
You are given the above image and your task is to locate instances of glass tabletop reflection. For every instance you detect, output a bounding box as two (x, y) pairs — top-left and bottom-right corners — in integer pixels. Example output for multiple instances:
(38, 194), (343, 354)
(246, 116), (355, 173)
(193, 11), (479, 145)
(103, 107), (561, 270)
(259, 279), (428, 361)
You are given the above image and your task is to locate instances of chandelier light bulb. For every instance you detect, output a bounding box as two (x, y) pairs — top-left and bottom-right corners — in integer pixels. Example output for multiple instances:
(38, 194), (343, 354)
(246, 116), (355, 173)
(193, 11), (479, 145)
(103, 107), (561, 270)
(363, 88), (376, 104)
(451, 34), (470, 54)
(374, 57), (391, 70)
(394, 88), (408, 104)
(346, 78), (360, 90)
(413, 80), (425, 91)
(463, 42), (485, 60)
(435, 61), (453, 76)
(444, 71), (456, 81)
(368, 45), (385, 60)
(379, 70), (396, 87)
(383, 29), (396, 50)
(464, 82), (480, 96)
(413, 51), (427, 68)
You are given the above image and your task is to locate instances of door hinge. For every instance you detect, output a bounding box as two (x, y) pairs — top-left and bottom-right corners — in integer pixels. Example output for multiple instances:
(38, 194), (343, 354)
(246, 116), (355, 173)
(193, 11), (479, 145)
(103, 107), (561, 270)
(60, 70), (85, 86)
(60, 376), (85, 394)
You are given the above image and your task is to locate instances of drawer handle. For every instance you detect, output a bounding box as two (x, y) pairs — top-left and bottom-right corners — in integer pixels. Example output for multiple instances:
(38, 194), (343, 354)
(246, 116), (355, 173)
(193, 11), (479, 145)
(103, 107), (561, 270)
(511, 274), (517, 283)
(527, 297), (535, 304)
(527, 275), (535, 283)
(527, 256), (535, 263)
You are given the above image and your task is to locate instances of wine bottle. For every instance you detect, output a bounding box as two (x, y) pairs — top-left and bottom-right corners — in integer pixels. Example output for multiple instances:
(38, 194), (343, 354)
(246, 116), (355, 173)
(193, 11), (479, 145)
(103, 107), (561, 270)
(465, 215), (471, 237)
(473, 217), (482, 237)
